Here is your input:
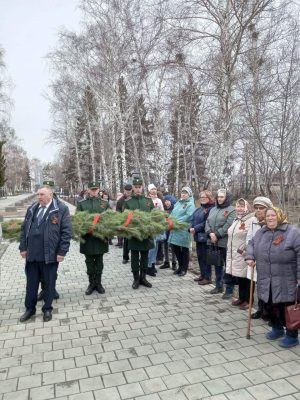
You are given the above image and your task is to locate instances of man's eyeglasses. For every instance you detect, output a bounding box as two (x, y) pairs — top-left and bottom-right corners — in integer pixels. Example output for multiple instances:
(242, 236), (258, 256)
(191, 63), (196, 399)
(254, 205), (266, 210)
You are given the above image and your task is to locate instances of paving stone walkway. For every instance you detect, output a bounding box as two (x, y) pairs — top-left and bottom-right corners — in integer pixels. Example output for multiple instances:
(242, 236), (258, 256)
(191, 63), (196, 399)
(0, 241), (300, 400)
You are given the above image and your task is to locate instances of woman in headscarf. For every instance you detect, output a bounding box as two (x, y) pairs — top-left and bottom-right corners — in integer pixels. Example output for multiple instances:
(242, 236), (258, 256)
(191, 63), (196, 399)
(226, 198), (254, 309)
(246, 207), (300, 348)
(205, 189), (236, 296)
(168, 187), (196, 277)
(189, 190), (215, 285)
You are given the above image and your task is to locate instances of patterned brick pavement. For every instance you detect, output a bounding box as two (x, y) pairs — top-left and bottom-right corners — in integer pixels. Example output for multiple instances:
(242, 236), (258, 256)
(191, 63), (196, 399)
(0, 241), (299, 400)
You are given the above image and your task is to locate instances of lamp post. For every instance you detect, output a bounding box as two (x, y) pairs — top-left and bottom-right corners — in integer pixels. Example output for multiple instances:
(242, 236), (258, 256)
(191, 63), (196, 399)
(98, 179), (105, 190)
(126, 170), (140, 185)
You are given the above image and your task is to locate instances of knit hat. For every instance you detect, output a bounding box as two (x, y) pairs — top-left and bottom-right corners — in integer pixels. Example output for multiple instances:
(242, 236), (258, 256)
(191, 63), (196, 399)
(124, 184), (132, 191)
(181, 186), (192, 197)
(148, 184), (157, 191)
(253, 196), (273, 208)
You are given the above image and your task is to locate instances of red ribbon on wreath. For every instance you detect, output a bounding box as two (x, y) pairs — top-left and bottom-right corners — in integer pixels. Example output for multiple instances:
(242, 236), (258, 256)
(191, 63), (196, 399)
(88, 214), (100, 235)
(167, 217), (173, 230)
(124, 211), (134, 227)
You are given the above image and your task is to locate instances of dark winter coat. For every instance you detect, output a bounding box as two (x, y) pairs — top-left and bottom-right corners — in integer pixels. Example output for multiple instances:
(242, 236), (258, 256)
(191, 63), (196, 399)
(205, 194), (236, 248)
(123, 194), (155, 251)
(19, 198), (72, 263)
(76, 196), (109, 255)
(246, 223), (300, 303)
(190, 203), (214, 243)
(116, 195), (128, 212)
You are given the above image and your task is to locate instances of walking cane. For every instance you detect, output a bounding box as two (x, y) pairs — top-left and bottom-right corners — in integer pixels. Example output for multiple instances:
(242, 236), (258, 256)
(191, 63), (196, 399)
(246, 263), (255, 339)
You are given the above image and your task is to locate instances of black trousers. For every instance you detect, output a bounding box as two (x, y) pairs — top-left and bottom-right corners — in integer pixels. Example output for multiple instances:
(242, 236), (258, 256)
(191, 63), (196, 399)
(25, 261), (58, 312)
(40, 272), (58, 291)
(172, 245), (189, 272)
(163, 240), (176, 263)
(196, 242), (210, 280)
(85, 254), (104, 275)
(156, 241), (164, 261)
(131, 250), (148, 272)
(123, 238), (130, 261)
(264, 287), (298, 338)
(238, 277), (253, 303)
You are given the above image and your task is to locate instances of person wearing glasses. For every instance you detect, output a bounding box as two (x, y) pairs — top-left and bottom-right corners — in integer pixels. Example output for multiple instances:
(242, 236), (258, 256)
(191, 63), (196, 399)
(189, 190), (215, 285)
(246, 196), (273, 319)
(76, 181), (110, 295)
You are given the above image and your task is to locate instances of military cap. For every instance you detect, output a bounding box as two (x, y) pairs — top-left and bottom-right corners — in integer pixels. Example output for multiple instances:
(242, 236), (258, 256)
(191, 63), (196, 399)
(43, 180), (55, 187)
(88, 181), (99, 189)
(132, 176), (143, 186)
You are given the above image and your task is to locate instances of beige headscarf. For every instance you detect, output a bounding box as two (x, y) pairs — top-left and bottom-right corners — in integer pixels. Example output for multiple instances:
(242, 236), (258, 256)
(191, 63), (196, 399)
(236, 198), (253, 216)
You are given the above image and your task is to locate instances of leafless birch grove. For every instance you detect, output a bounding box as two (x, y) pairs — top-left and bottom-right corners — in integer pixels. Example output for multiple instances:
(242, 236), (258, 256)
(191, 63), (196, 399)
(2, 0), (300, 213)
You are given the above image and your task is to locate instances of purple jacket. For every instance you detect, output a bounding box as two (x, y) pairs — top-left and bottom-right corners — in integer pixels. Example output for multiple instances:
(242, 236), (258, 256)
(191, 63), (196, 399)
(246, 223), (300, 303)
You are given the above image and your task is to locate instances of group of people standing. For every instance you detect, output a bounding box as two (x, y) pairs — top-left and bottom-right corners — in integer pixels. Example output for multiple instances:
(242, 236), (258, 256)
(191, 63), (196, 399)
(18, 179), (300, 349)
(188, 191), (300, 349)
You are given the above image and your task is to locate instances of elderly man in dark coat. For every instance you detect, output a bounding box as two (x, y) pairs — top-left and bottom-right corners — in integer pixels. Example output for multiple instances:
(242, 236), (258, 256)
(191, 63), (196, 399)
(19, 185), (72, 322)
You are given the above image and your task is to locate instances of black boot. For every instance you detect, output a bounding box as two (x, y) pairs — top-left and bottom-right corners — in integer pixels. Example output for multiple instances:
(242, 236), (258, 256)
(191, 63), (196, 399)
(152, 263), (157, 273)
(85, 275), (95, 295)
(159, 261), (170, 269)
(95, 274), (105, 294)
(140, 270), (152, 288)
(178, 270), (187, 277)
(37, 290), (44, 301)
(38, 288), (59, 301)
(147, 266), (156, 276)
(172, 262), (177, 271)
(132, 271), (140, 289)
(173, 267), (182, 275)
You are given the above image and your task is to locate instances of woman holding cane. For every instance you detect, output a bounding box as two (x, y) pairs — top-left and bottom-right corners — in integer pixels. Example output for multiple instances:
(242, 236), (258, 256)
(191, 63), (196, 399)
(246, 207), (300, 348)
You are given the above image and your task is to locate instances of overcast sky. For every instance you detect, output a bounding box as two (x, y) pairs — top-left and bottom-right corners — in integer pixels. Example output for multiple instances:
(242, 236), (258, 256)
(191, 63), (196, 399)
(0, 0), (81, 162)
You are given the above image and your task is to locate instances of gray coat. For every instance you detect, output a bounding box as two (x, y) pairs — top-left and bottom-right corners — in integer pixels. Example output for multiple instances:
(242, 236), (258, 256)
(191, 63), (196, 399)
(205, 205), (236, 248)
(246, 224), (300, 303)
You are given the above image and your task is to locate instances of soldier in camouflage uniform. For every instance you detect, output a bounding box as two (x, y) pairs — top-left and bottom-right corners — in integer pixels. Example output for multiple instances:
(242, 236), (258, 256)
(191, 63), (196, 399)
(76, 181), (110, 295)
(124, 177), (154, 289)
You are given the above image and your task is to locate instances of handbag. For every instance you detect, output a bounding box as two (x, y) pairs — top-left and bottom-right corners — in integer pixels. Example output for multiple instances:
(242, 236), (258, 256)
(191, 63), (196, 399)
(285, 286), (300, 330)
(206, 245), (224, 266)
